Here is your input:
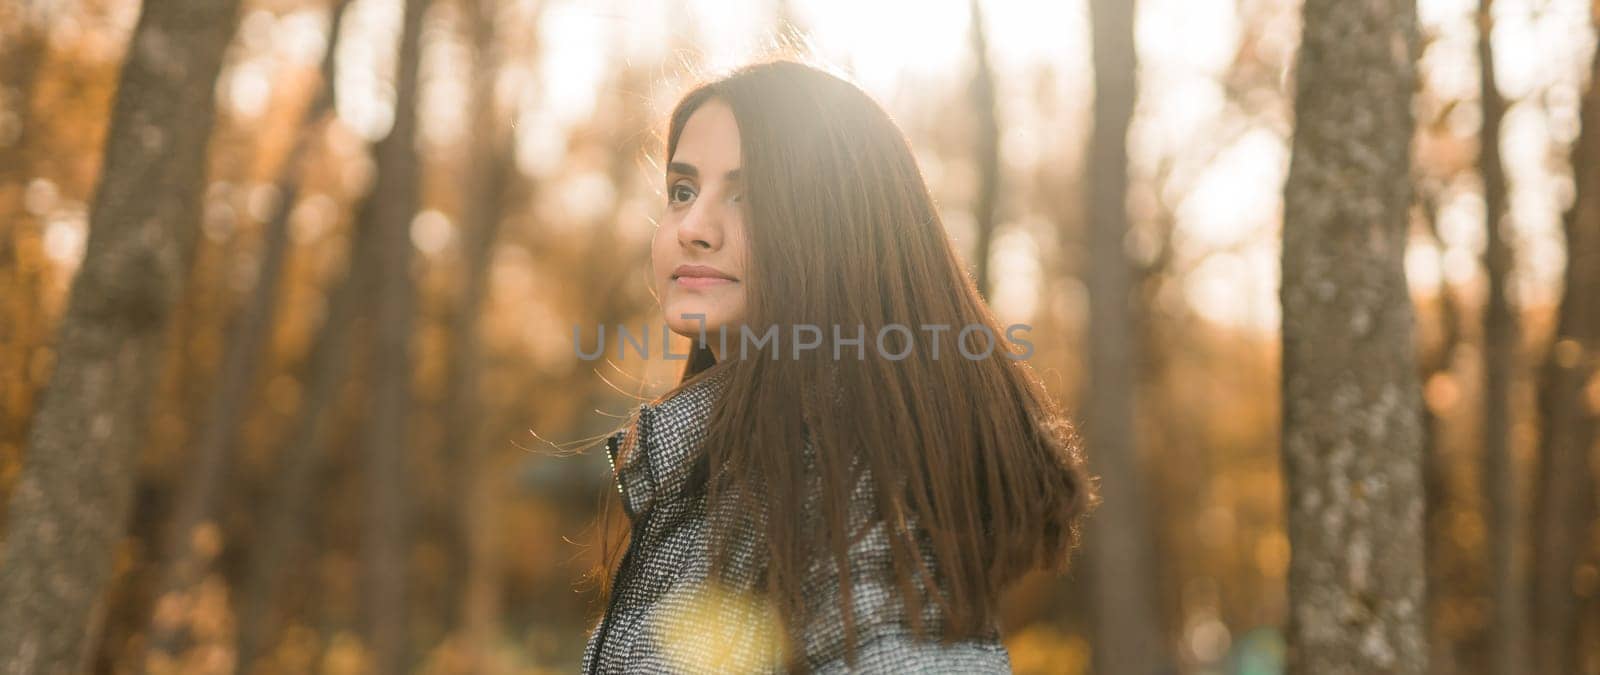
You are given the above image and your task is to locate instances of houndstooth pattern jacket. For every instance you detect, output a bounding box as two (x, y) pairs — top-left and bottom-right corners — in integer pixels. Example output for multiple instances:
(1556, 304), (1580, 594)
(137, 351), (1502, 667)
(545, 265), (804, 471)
(580, 367), (1014, 674)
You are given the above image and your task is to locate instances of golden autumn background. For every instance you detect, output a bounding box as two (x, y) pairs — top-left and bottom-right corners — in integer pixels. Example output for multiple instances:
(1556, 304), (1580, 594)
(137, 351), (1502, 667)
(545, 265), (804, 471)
(0, 0), (1596, 673)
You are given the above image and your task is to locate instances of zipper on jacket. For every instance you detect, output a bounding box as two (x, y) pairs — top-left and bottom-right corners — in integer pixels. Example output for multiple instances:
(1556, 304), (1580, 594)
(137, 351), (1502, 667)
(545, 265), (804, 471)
(588, 430), (650, 674)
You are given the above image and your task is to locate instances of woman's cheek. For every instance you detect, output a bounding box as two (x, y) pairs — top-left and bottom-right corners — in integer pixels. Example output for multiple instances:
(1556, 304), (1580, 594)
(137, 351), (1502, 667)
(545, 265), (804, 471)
(650, 228), (673, 302)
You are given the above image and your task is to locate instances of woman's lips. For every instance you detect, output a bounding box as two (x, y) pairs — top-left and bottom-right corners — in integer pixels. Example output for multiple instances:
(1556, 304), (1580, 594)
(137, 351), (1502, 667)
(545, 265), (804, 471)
(672, 275), (736, 290)
(671, 264), (737, 290)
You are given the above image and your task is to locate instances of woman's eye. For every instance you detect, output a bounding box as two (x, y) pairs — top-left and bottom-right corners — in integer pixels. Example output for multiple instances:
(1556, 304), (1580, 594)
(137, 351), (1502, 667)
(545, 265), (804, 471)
(669, 184), (696, 204)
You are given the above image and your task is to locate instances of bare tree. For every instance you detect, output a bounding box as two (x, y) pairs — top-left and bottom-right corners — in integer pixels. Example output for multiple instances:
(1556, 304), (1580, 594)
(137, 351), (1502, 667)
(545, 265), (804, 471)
(0, 1), (55, 517)
(1530, 33), (1600, 675)
(1081, 0), (1168, 673)
(138, 2), (353, 668)
(360, 0), (430, 670)
(0, 1), (243, 671)
(436, 0), (520, 665)
(1474, 2), (1528, 673)
(1279, 0), (1427, 672)
(1414, 169), (1467, 675)
(967, 0), (1000, 300)
(233, 138), (375, 675)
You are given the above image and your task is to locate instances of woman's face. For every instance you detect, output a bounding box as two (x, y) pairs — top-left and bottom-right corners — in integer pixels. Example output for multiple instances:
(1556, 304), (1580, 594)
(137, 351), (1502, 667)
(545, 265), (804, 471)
(653, 97), (749, 350)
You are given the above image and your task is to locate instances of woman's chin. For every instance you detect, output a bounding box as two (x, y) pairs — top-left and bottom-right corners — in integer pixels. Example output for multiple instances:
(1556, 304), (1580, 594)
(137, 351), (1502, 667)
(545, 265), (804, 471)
(664, 298), (731, 325)
(664, 306), (746, 343)
(665, 316), (723, 337)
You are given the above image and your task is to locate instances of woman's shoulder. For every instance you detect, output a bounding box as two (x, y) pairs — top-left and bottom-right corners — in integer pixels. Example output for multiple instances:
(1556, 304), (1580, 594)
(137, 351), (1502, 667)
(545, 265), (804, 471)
(808, 629), (1013, 674)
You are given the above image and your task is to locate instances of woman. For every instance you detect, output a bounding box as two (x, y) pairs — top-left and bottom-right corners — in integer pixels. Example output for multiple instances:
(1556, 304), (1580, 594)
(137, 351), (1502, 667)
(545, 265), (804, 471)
(581, 58), (1099, 674)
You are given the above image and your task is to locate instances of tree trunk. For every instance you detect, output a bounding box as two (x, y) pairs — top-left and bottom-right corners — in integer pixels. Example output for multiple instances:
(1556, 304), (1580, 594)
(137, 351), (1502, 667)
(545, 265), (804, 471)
(1279, 0), (1427, 673)
(0, 1), (242, 671)
(0, 2), (54, 530)
(1530, 35), (1600, 675)
(361, 0), (429, 670)
(1416, 177), (1465, 675)
(234, 163), (375, 673)
(1474, 3), (1528, 674)
(1082, 0), (1167, 673)
(437, 0), (516, 666)
(967, 0), (1000, 301)
(139, 3), (350, 666)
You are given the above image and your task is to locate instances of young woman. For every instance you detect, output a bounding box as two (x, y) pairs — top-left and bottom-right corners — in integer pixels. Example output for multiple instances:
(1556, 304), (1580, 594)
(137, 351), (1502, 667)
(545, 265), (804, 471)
(581, 58), (1099, 674)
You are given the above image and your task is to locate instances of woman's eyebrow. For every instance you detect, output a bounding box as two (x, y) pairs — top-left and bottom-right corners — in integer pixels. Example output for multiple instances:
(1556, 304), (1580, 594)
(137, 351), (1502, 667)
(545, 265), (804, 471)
(666, 161), (741, 181)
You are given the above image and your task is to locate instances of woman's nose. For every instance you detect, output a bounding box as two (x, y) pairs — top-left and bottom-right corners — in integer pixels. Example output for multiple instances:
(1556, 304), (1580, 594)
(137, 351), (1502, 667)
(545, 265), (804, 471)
(677, 197), (725, 250)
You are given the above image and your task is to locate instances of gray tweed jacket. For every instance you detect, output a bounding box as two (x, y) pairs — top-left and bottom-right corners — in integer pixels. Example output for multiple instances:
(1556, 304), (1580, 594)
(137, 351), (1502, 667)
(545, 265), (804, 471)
(581, 368), (1013, 674)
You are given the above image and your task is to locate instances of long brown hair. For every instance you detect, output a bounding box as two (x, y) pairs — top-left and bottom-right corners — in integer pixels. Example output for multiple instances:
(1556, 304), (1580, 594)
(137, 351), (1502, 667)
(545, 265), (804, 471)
(597, 56), (1098, 669)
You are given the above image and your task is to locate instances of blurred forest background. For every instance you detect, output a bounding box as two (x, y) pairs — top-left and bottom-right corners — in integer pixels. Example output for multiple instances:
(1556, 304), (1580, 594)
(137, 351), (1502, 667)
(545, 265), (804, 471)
(0, 0), (1596, 673)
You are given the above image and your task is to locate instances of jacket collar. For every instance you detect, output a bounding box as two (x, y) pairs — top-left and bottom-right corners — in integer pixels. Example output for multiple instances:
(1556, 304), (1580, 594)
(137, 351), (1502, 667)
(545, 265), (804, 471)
(607, 366), (730, 520)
